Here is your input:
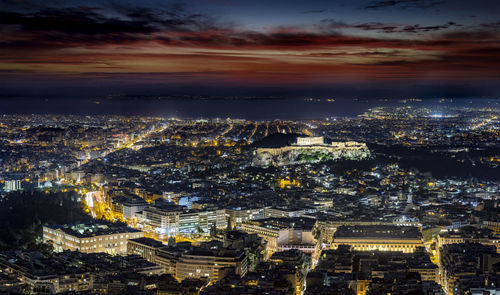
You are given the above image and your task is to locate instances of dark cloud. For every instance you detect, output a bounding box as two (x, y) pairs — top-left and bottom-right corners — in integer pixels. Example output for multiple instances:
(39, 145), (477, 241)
(350, 22), (400, 33)
(365, 59), (416, 66)
(0, 4), (219, 32)
(361, 44), (500, 70)
(399, 22), (462, 33)
(320, 19), (461, 33)
(440, 30), (498, 40)
(0, 2), (494, 52)
(305, 50), (403, 57)
(0, 1), (499, 86)
(300, 9), (326, 14)
(0, 4), (227, 50)
(363, 0), (446, 9)
(480, 21), (500, 29)
(0, 8), (156, 35)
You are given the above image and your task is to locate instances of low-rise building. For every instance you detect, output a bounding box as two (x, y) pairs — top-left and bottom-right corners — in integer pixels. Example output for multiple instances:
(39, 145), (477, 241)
(439, 243), (500, 295)
(111, 194), (148, 220)
(176, 248), (248, 281)
(43, 223), (143, 254)
(239, 217), (317, 255)
(437, 226), (500, 256)
(331, 225), (423, 253)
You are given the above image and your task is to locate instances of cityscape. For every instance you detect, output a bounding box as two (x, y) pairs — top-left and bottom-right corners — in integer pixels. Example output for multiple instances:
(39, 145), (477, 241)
(0, 104), (499, 294)
(1, 0), (500, 295)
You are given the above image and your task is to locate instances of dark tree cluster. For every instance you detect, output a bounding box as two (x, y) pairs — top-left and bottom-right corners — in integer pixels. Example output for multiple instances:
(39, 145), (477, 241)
(0, 190), (92, 251)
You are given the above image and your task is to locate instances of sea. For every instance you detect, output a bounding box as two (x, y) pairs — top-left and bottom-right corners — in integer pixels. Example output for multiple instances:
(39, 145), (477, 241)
(0, 97), (498, 120)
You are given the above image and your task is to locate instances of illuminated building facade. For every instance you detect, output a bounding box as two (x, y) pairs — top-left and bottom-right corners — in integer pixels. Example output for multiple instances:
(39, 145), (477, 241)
(137, 206), (227, 237)
(437, 227), (500, 257)
(178, 210), (223, 234)
(439, 243), (500, 295)
(110, 195), (148, 220)
(127, 237), (182, 275)
(331, 225), (423, 253)
(175, 249), (248, 281)
(43, 223), (143, 254)
(3, 180), (21, 192)
(315, 220), (422, 245)
(484, 221), (500, 236)
(226, 208), (265, 226)
(239, 217), (317, 256)
(127, 237), (165, 262)
(295, 136), (325, 146)
(136, 206), (180, 236)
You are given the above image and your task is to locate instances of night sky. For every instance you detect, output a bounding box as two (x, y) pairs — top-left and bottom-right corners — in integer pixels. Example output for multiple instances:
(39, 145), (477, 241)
(1, 0), (500, 98)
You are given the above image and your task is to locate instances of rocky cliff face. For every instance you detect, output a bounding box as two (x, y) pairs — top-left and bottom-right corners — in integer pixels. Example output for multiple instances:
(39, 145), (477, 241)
(252, 143), (370, 166)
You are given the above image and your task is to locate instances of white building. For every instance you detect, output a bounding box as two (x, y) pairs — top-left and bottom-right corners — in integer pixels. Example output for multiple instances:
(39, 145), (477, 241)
(295, 136), (325, 146)
(4, 180), (21, 192)
(43, 223), (144, 254)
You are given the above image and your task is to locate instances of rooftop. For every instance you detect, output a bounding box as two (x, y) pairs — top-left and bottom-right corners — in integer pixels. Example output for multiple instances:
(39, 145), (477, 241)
(245, 217), (316, 230)
(334, 225), (422, 240)
(46, 222), (141, 238)
(128, 237), (165, 248)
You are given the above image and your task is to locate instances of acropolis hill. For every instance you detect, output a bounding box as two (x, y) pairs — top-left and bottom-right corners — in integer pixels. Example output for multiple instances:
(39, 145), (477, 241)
(252, 136), (370, 166)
